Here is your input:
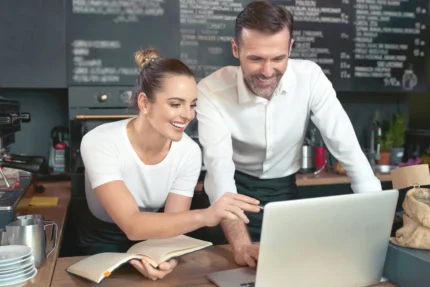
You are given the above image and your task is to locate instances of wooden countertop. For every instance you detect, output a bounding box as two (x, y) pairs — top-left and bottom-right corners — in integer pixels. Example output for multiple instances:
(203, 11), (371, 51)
(16, 181), (71, 287)
(195, 171), (392, 192)
(296, 171), (392, 186)
(52, 245), (397, 287)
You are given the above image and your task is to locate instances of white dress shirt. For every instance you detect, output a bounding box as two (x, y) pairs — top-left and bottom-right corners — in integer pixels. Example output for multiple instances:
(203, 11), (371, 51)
(196, 59), (382, 203)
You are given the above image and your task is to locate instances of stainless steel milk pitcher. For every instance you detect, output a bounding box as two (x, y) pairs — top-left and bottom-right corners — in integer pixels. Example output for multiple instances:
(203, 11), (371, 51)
(5, 218), (57, 267)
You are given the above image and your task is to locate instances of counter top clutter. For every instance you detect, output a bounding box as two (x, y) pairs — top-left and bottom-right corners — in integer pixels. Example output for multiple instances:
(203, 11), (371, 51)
(0, 181), (71, 287)
(383, 165), (430, 287)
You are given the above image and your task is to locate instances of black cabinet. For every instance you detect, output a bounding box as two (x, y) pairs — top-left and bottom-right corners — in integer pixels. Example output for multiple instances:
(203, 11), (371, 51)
(0, 0), (66, 88)
(298, 184), (353, 199)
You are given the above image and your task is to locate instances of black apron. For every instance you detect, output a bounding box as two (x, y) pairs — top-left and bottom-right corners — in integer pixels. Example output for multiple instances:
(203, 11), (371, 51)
(234, 170), (298, 242)
(76, 206), (141, 255)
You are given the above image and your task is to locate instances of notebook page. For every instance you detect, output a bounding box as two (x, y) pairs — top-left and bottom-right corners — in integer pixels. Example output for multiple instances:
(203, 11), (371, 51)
(67, 253), (136, 283)
(126, 235), (212, 264)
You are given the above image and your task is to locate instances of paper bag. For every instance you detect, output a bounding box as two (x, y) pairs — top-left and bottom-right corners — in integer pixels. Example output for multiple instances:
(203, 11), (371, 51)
(390, 164), (430, 249)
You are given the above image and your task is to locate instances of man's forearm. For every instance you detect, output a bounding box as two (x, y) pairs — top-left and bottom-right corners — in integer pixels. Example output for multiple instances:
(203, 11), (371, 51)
(221, 219), (252, 251)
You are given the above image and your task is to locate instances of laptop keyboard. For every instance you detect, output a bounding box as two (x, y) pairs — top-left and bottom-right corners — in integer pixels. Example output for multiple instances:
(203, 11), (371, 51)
(240, 283), (255, 287)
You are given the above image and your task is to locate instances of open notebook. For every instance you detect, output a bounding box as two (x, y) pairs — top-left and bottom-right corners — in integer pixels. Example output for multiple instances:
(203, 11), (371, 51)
(66, 235), (213, 283)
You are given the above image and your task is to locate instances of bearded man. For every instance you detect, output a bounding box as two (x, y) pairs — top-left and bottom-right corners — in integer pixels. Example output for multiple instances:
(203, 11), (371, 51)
(196, 0), (382, 267)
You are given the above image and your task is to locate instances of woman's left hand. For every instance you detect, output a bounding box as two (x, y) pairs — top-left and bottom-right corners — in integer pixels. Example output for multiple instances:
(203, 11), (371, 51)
(130, 258), (178, 280)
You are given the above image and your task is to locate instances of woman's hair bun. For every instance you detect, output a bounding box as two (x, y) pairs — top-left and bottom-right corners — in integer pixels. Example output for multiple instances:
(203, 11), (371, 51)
(134, 48), (161, 69)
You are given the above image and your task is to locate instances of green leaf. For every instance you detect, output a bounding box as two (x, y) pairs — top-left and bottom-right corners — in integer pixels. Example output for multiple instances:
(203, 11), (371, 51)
(380, 113), (406, 151)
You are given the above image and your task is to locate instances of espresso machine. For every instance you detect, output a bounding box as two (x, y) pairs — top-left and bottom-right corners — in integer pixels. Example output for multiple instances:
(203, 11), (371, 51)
(0, 98), (46, 229)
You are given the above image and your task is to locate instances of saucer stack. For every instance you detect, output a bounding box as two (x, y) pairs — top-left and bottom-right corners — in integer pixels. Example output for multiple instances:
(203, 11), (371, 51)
(0, 246), (37, 287)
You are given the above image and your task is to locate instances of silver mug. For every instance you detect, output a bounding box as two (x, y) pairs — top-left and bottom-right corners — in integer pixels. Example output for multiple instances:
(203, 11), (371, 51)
(6, 218), (57, 267)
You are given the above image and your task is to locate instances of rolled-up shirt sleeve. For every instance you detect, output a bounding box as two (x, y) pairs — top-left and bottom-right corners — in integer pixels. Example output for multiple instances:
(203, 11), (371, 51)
(196, 84), (237, 203)
(309, 64), (382, 193)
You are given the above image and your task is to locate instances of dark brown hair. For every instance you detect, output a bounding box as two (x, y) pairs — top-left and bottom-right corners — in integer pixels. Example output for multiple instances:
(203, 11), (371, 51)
(133, 48), (194, 106)
(235, 1), (294, 45)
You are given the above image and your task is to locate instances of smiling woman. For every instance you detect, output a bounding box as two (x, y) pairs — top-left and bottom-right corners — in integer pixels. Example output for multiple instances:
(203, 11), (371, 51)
(77, 48), (261, 281)
(130, 48), (197, 153)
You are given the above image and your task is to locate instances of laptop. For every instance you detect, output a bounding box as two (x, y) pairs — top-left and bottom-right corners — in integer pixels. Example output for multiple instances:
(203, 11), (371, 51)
(207, 189), (399, 287)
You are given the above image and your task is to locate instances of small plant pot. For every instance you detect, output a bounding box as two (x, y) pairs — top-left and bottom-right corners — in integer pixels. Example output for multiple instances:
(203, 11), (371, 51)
(378, 152), (391, 165)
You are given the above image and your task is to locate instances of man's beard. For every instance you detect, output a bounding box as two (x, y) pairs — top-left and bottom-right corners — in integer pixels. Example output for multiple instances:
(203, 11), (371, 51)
(244, 73), (282, 99)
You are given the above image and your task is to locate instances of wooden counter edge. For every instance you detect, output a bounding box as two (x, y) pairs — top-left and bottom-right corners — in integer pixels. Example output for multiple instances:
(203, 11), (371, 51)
(296, 172), (392, 186)
(195, 171), (391, 192)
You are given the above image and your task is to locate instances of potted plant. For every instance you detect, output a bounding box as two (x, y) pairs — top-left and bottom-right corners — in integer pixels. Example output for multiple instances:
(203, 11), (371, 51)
(377, 113), (406, 165)
(389, 113), (406, 165)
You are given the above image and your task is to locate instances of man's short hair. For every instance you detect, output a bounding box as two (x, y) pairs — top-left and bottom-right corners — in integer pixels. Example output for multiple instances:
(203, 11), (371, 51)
(235, 1), (294, 45)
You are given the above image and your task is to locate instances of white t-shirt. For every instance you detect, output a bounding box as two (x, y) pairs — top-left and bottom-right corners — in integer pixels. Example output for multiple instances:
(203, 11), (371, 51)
(80, 118), (202, 223)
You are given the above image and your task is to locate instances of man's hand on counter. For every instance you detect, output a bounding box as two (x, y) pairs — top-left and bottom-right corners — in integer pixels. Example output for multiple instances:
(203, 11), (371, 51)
(233, 242), (260, 267)
(130, 258), (178, 281)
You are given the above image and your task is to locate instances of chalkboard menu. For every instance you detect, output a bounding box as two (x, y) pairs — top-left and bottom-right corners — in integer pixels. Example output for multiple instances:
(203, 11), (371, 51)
(66, 0), (429, 92)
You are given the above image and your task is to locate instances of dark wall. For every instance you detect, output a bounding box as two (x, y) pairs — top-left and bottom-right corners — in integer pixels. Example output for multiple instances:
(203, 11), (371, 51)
(0, 89), (68, 160)
(409, 94), (430, 130)
(0, 0), (66, 88)
(408, 4), (430, 130)
(339, 93), (408, 150)
(408, 54), (430, 130)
